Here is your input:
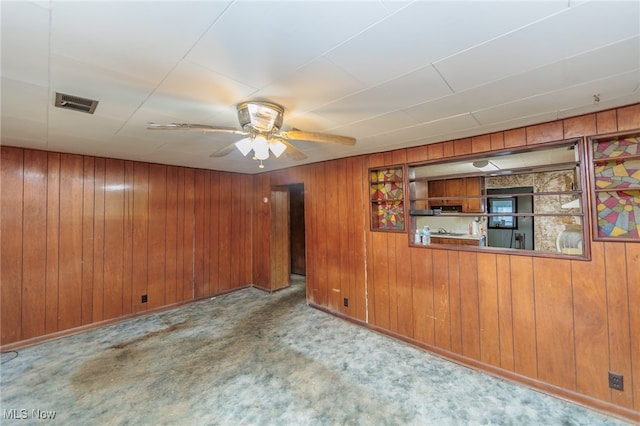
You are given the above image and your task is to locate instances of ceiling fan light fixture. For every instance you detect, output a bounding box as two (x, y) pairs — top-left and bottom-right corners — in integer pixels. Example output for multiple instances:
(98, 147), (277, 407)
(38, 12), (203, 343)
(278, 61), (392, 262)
(253, 135), (270, 160)
(234, 138), (253, 156)
(237, 101), (284, 133)
(269, 140), (287, 158)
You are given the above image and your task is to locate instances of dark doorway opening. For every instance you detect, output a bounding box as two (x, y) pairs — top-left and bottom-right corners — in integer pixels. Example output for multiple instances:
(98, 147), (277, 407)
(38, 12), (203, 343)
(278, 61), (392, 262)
(288, 183), (306, 276)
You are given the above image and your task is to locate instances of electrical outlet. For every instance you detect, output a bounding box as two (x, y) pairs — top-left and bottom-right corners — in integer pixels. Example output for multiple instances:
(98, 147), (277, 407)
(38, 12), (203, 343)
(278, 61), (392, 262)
(609, 372), (624, 391)
(343, 298), (349, 307)
(141, 294), (148, 303)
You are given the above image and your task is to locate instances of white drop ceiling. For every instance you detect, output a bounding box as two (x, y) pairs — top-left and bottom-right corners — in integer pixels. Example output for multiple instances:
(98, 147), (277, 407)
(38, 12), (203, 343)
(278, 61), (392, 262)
(1, 1), (639, 174)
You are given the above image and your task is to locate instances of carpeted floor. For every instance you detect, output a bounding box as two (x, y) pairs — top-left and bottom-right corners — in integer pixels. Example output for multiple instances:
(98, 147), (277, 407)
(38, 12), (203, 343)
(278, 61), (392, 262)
(1, 275), (632, 425)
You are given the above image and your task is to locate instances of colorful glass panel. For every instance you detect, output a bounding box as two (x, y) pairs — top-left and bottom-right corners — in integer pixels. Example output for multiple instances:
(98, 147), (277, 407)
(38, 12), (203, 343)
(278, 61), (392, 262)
(594, 159), (640, 189)
(370, 167), (405, 231)
(596, 190), (640, 238)
(372, 201), (405, 230)
(370, 182), (404, 201)
(593, 135), (639, 159)
(371, 168), (403, 183)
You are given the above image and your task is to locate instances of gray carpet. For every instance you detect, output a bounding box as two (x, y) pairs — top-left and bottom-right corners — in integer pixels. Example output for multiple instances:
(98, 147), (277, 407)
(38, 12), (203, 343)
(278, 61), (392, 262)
(1, 276), (631, 425)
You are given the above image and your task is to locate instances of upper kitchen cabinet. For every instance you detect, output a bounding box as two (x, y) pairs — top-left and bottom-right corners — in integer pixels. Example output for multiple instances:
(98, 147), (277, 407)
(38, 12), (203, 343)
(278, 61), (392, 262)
(419, 177), (484, 213)
(370, 166), (406, 232)
(589, 131), (640, 241)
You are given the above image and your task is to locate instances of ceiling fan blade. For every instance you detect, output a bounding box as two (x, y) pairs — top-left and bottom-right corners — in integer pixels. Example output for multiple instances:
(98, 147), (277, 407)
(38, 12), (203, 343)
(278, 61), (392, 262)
(147, 122), (247, 136)
(278, 129), (356, 146)
(209, 143), (237, 158)
(278, 140), (308, 161)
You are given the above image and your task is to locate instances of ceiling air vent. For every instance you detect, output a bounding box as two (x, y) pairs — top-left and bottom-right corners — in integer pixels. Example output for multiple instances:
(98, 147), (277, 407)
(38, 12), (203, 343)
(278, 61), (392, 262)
(55, 92), (99, 114)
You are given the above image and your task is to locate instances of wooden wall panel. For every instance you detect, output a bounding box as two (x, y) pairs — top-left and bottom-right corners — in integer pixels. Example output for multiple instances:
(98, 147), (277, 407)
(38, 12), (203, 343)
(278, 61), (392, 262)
(336, 160), (350, 315)
(193, 169), (206, 298)
(410, 247), (434, 345)
(217, 172), (231, 292)
(534, 257), (576, 390)
(252, 173), (270, 290)
(432, 249), (450, 350)
(57, 154), (84, 331)
(270, 188), (290, 291)
(122, 161), (135, 315)
(495, 254), (514, 371)
(132, 162), (149, 313)
(165, 166), (178, 304)
(230, 174), (243, 289)
(447, 251), (462, 353)
(395, 233), (413, 338)
(459, 251), (480, 360)
(370, 232), (390, 328)
(510, 255), (537, 378)
(572, 242), (609, 400)
(81, 157), (95, 325)
(103, 159), (125, 319)
(208, 171), (221, 294)
(626, 243), (640, 411)
(242, 174), (253, 285)
(92, 158), (105, 323)
(1, 147), (24, 344)
(602, 242), (633, 408)
(21, 149), (47, 339)
(148, 164), (167, 308)
(1, 148), (253, 347)
(477, 252), (500, 367)
(182, 168), (195, 300)
(325, 162), (342, 310)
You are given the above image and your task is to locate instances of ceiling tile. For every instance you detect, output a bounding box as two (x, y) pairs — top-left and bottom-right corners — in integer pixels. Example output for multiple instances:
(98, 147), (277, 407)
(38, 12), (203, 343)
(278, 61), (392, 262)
(473, 69), (640, 125)
(252, 57), (368, 113)
(1, 1), (50, 85)
(186, 1), (389, 89)
(142, 60), (257, 123)
(434, 1), (640, 91)
(50, 1), (231, 84)
(326, 1), (566, 87)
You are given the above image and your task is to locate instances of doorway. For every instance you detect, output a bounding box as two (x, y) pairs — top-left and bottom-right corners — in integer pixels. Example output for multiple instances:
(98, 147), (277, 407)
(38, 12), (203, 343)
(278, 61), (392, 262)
(288, 184), (306, 276)
(486, 187), (534, 250)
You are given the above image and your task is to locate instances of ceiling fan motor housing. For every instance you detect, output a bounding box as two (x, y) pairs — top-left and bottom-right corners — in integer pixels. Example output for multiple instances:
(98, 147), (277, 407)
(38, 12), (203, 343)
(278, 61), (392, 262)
(237, 101), (284, 133)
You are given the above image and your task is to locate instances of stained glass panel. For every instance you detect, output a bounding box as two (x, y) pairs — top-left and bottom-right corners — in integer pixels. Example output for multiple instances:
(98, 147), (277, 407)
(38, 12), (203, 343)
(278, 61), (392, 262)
(372, 201), (405, 230)
(592, 133), (640, 240)
(370, 182), (404, 201)
(370, 167), (405, 231)
(593, 135), (639, 159)
(371, 168), (403, 183)
(594, 159), (640, 189)
(596, 190), (640, 238)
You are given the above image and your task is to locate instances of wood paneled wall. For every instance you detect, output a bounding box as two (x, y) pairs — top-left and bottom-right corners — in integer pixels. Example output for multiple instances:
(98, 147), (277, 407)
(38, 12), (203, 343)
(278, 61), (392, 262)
(258, 104), (640, 422)
(1, 149), (252, 346)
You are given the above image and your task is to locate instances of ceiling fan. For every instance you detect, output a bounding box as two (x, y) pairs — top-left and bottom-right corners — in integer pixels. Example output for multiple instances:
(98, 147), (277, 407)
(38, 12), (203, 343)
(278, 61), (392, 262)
(148, 100), (356, 168)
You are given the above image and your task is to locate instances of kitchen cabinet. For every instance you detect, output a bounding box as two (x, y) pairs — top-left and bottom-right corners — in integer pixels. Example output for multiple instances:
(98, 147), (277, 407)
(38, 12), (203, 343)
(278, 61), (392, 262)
(464, 177), (484, 213)
(426, 177), (483, 212)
